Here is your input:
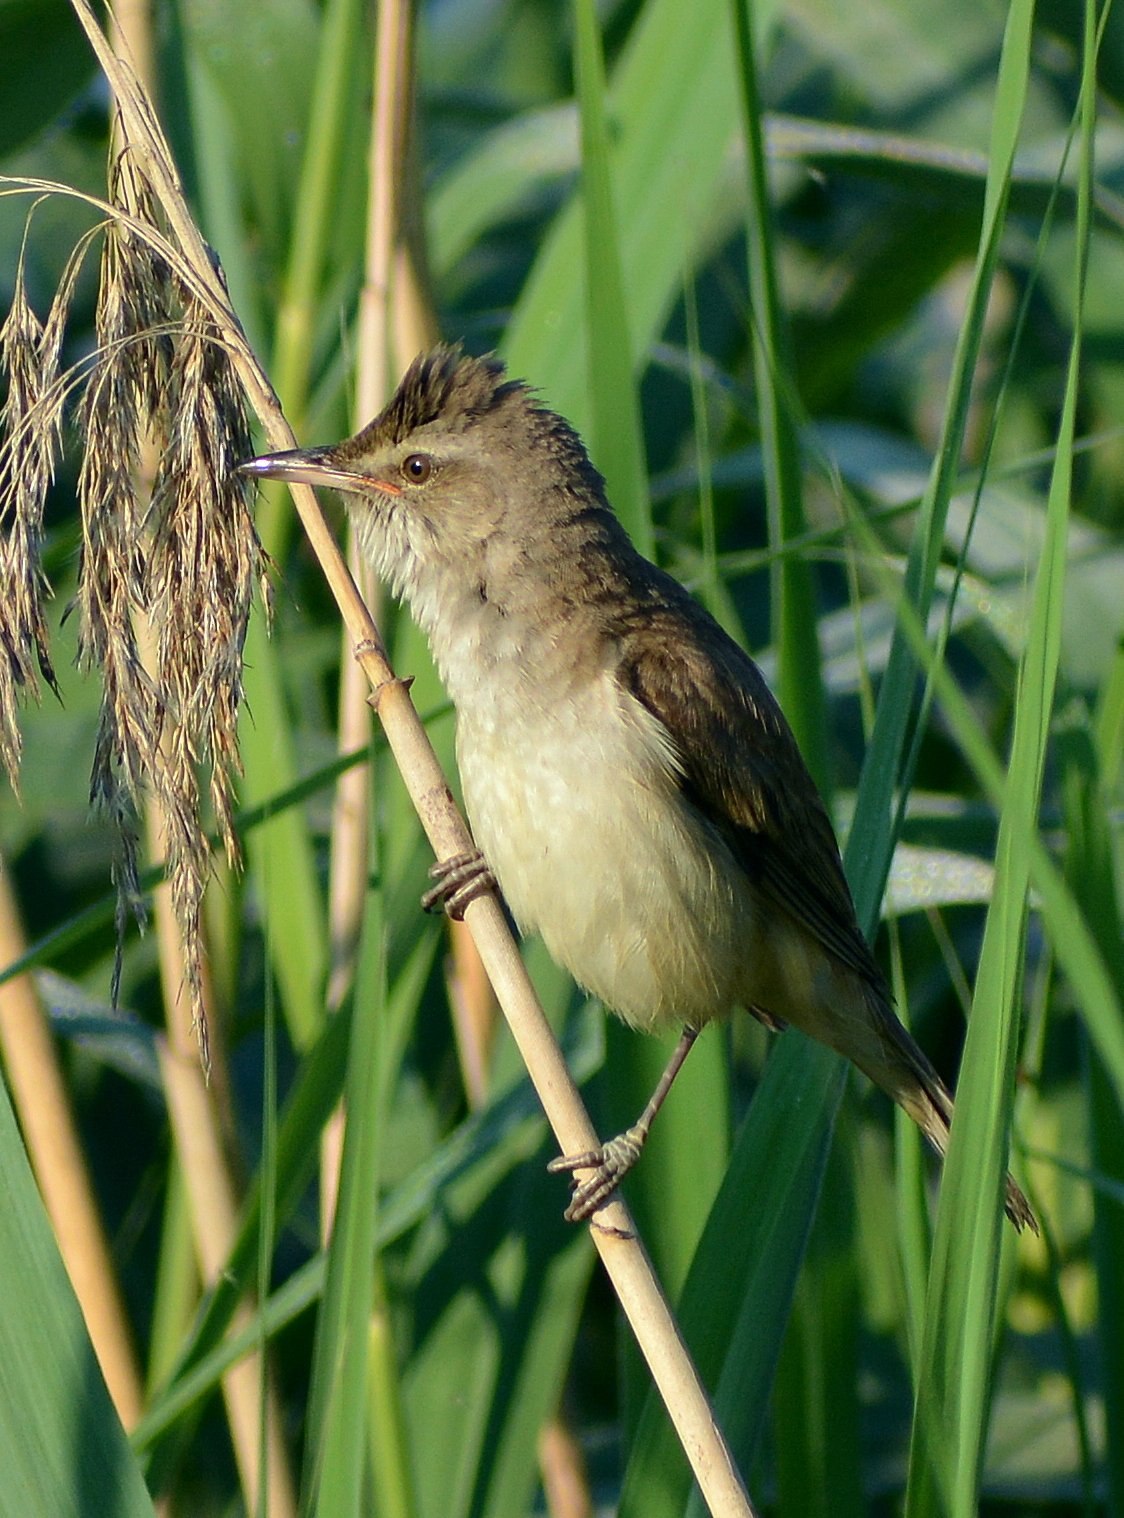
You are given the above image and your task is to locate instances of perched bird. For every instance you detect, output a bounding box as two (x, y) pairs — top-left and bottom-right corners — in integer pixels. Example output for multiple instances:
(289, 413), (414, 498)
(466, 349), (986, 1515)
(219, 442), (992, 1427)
(241, 346), (1034, 1231)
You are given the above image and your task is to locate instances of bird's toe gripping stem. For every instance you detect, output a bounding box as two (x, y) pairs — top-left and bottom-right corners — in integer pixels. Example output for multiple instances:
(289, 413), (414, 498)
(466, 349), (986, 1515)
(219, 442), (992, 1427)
(547, 1125), (648, 1223)
(421, 849), (497, 920)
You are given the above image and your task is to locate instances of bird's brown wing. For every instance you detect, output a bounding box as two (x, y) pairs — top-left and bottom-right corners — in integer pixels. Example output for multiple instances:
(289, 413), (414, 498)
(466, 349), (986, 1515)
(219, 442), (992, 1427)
(617, 598), (1039, 1236)
(617, 598), (883, 991)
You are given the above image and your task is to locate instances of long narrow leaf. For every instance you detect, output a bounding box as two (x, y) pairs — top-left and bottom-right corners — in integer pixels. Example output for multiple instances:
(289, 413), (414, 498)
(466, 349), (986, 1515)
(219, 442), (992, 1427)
(572, 0), (651, 555)
(0, 1080), (157, 1517)
(506, 0), (783, 426)
(906, 6), (1093, 1511)
(847, 0), (1035, 926)
(306, 820), (388, 1518)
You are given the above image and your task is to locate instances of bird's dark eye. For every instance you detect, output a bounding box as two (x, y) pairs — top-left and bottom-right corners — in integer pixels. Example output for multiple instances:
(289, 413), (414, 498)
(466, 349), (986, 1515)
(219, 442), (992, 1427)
(401, 453), (434, 484)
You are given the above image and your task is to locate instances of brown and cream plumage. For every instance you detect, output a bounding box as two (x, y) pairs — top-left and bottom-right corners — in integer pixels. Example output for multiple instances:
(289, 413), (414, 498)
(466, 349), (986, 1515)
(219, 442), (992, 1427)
(242, 347), (1034, 1232)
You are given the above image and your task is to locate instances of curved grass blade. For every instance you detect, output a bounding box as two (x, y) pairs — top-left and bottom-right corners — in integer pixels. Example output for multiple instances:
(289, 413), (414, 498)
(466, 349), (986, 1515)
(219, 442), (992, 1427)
(906, 5), (1093, 1509)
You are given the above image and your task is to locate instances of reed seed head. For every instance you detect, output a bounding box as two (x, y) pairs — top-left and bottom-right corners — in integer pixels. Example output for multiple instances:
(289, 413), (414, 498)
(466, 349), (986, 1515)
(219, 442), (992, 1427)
(1, 134), (267, 1065)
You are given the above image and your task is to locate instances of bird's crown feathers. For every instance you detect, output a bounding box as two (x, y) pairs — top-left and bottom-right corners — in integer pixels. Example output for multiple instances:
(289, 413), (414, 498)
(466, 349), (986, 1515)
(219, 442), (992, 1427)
(351, 346), (524, 453)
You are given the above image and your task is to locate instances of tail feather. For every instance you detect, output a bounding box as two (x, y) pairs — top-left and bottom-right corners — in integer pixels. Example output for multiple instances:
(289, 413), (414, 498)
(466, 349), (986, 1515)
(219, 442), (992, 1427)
(868, 1005), (1037, 1235)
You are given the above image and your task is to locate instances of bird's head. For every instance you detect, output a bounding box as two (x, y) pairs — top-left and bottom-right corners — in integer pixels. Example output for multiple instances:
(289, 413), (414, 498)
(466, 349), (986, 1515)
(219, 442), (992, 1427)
(239, 346), (608, 611)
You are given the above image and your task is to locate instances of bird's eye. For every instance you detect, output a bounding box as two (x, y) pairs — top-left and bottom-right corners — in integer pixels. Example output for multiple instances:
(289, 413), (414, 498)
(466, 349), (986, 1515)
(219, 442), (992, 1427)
(401, 453), (434, 484)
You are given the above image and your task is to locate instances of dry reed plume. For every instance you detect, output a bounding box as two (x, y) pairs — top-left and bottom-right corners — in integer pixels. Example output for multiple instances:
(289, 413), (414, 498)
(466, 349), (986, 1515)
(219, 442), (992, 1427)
(0, 10), (758, 1509)
(1, 135), (267, 1062)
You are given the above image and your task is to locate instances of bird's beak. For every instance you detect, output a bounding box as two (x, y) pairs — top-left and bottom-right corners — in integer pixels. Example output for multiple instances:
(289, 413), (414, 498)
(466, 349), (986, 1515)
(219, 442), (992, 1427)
(238, 447), (401, 496)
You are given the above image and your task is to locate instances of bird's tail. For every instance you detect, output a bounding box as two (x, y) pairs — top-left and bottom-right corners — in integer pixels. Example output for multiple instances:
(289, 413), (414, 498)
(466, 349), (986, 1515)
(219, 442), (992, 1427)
(866, 1000), (1037, 1234)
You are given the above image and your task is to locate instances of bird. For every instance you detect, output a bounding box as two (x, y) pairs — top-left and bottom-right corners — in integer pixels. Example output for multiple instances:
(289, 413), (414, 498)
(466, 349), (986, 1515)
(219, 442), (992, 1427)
(240, 345), (1035, 1232)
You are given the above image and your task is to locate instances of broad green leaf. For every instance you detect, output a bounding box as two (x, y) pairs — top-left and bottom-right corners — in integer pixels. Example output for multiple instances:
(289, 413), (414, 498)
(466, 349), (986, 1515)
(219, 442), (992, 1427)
(505, 0), (771, 427)
(0, 1076), (157, 1517)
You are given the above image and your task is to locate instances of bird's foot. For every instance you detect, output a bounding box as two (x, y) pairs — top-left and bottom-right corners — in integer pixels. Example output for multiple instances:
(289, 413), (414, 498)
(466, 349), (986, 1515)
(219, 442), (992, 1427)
(547, 1125), (647, 1222)
(421, 849), (497, 920)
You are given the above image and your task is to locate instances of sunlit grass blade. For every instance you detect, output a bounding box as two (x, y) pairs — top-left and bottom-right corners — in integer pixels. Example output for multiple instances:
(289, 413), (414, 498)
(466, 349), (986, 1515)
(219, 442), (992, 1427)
(847, 0), (1035, 922)
(844, 516), (1124, 1118)
(905, 7), (1094, 1512)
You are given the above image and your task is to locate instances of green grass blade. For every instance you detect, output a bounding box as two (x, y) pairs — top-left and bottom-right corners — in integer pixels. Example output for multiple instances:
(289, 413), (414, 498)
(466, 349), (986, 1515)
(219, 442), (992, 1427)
(145, 1155), (195, 1394)
(0, 1078), (157, 1517)
(730, 0), (826, 781)
(1060, 705), (1124, 1516)
(366, 1262), (419, 1518)
(238, 563), (327, 1058)
(129, 1047), (589, 1456)
(847, 0), (1035, 927)
(764, 115), (1119, 237)
(208, 0), (369, 1059)
(729, 9), (853, 1509)
(505, 0), (782, 428)
(180, 60), (267, 351)
(844, 514), (1124, 1117)
(770, 1132), (864, 1518)
(400, 1146), (590, 1518)
(905, 6), (1093, 1511)
(475, 1238), (595, 1518)
(572, 0), (652, 556)
(620, 1032), (839, 1518)
(259, 0), (368, 552)
(306, 831), (388, 1517)
(428, 105), (577, 280)
(1063, 640), (1124, 1515)
(135, 998), (357, 1465)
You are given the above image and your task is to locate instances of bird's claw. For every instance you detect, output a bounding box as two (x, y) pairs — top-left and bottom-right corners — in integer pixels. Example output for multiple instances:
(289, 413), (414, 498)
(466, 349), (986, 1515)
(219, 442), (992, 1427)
(421, 850), (496, 920)
(547, 1126), (646, 1222)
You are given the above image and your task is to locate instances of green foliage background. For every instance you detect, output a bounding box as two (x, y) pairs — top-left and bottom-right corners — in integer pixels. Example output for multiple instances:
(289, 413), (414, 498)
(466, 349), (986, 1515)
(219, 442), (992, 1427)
(1, 0), (1123, 1514)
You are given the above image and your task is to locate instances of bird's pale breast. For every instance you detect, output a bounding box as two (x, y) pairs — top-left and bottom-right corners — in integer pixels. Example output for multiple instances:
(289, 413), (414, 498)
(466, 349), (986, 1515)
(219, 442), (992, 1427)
(455, 664), (760, 1031)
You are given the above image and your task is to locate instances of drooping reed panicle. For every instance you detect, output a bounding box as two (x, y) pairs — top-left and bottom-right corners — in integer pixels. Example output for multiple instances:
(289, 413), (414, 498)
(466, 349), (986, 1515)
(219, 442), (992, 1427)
(0, 130), (268, 1063)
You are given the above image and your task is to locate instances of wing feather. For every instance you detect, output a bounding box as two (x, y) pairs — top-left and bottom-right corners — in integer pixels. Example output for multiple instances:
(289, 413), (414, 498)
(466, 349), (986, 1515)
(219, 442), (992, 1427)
(614, 592), (883, 992)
